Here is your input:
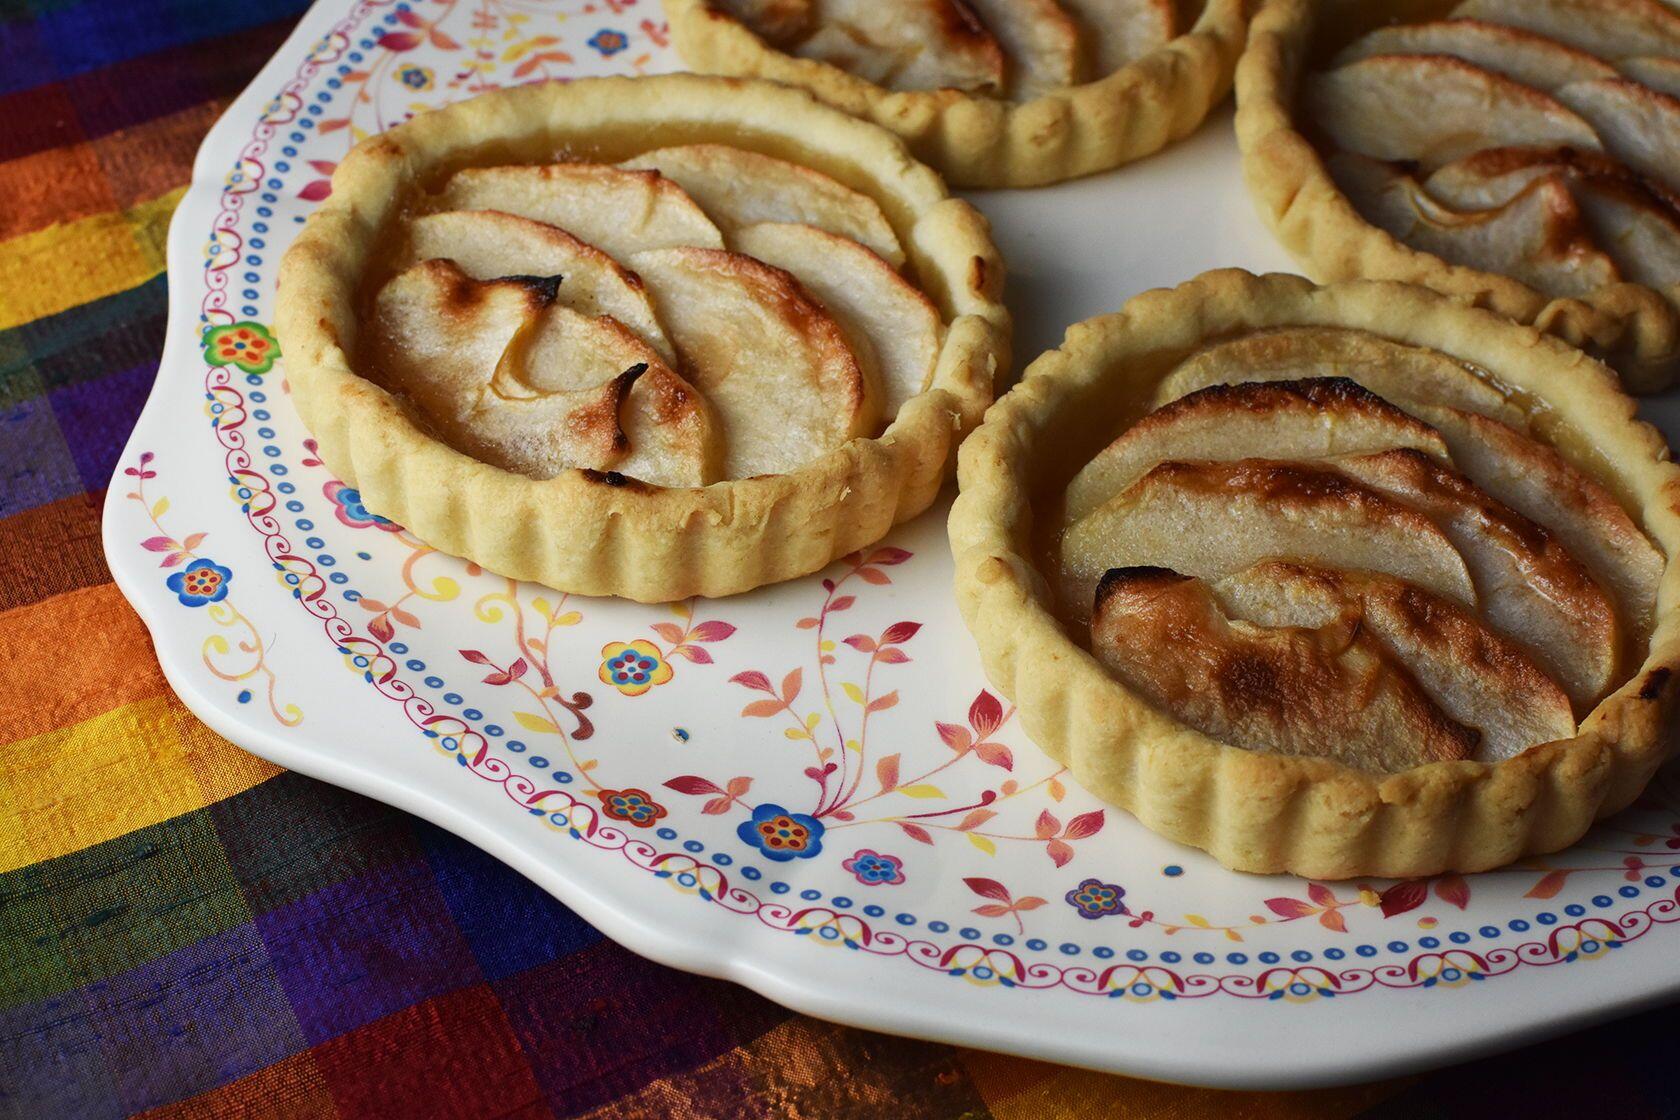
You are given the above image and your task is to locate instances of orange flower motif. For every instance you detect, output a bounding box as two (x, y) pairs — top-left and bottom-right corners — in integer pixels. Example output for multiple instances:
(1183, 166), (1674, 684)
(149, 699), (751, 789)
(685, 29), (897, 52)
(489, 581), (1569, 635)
(203, 322), (279, 374)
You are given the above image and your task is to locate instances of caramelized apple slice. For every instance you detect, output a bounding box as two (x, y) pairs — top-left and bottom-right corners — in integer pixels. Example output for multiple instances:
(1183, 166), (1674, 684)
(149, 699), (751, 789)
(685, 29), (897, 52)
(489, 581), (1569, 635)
(619, 144), (904, 267)
(712, 0), (813, 43)
(1331, 449), (1617, 710)
(793, 0), (1006, 93)
(1058, 0), (1177, 77)
(1620, 56), (1680, 97)
(1451, 0), (1680, 61)
(1213, 563), (1576, 761)
(964, 0), (1084, 96)
(1091, 568), (1479, 772)
(435, 163), (724, 260)
(628, 247), (878, 479)
(1063, 378), (1449, 524)
(1154, 328), (1526, 427)
(1329, 153), (1620, 298)
(1305, 54), (1601, 168)
(1333, 19), (1616, 89)
(1059, 459), (1477, 627)
(405, 209), (675, 364)
(733, 221), (942, 420)
(1556, 78), (1680, 196)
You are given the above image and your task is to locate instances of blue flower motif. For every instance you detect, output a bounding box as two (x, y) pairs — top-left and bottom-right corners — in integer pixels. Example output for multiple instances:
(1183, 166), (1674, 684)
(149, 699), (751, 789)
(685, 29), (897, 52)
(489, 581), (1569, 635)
(738, 803), (824, 861)
(1065, 877), (1127, 920)
(325, 481), (397, 530)
(397, 64), (433, 90)
(842, 848), (905, 886)
(167, 559), (233, 607)
(588, 28), (628, 56)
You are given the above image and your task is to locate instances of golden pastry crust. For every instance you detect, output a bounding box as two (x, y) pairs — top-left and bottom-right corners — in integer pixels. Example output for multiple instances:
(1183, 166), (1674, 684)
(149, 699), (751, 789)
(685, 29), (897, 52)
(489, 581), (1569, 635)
(663, 0), (1253, 188)
(277, 74), (1007, 602)
(1235, 0), (1680, 390)
(949, 270), (1680, 879)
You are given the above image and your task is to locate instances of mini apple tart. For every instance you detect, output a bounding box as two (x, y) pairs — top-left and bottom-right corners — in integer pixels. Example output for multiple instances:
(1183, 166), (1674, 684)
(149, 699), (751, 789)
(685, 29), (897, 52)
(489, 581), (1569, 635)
(277, 75), (1006, 601)
(1237, 0), (1680, 389)
(950, 270), (1680, 879)
(663, 0), (1253, 187)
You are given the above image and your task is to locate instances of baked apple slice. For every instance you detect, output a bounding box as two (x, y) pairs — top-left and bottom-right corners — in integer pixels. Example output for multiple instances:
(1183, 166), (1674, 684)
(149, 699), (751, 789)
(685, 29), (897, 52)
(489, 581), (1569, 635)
(1333, 19), (1616, 89)
(1620, 56), (1680, 97)
(1059, 458), (1478, 626)
(628, 247), (878, 478)
(1058, 0), (1177, 77)
(1062, 377), (1450, 524)
(1451, 0), (1680, 62)
(733, 221), (942, 419)
(404, 209), (676, 364)
(1556, 78), (1680, 196)
(620, 144), (905, 267)
(1305, 54), (1602, 167)
(711, 0), (812, 43)
(1328, 153), (1619, 297)
(793, 0), (1006, 93)
(1331, 448), (1617, 710)
(964, 0), (1084, 96)
(1091, 567), (1480, 771)
(435, 163), (724, 260)
(1212, 562), (1576, 761)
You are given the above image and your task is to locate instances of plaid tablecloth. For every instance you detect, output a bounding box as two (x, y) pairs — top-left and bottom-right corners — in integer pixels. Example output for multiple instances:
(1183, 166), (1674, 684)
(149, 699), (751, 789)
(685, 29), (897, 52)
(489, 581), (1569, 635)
(3, 1), (1679, 1116)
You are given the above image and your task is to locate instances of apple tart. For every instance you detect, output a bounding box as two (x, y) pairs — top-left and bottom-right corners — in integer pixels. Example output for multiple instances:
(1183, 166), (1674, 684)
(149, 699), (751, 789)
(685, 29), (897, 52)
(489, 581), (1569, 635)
(277, 75), (1006, 601)
(663, 0), (1253, 187)
(950, 270), (1680, 878)
(1237, 0), (1680, 389)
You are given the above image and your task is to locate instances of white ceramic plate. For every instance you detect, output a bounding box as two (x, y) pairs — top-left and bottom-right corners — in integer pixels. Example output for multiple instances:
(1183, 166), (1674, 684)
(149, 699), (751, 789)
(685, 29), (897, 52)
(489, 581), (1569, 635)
(105, 0), (1680, 1089)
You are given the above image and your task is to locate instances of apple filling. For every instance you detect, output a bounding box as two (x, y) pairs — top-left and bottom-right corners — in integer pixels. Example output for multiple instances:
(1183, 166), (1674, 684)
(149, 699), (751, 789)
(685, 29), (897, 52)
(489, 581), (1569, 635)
(365, 147), (945, 488)
(1056, 329), (1663, 772)
(1304, 0), (1680, 301)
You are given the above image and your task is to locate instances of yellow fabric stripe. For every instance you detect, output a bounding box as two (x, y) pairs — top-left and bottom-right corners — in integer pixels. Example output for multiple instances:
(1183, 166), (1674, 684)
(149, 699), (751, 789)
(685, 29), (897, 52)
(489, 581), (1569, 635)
(0, 691), (278, 872)
(0, 187), (183, 332)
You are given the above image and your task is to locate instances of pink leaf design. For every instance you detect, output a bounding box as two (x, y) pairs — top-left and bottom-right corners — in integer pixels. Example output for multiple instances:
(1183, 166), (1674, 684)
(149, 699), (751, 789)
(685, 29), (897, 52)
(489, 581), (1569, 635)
(181, 532), (207, 551)
(482, 658), (528, 686)
(1062, 810), (1105, 840)
(1264, 897), (1318, 919)
(740, 699), (784, 718)
(973, 741), (1013, 769)
(874, 648), (910, 664)
(429, 26), (460, 48)
(1034, 810), (1060, 840)
(159, 552), (186, 568)
(843, 635), (876, 652)
(876, 754), (900, 792)
(650, 622), (686, 645)
(1525, 870), (1571, 900)
(897, 822), (934, 845)
(725, 776), (753, 797)
(1434, 874), (1470, 910)
(970, 691), (1004, 739)
(701, 796), (733, 815)
(670, 645), (712, 664)
(868, 547), (912, 566)
(374, 30), (422, 50)
(141, 536), (177, 552)
(1319, 908), (1348, 933)
(459, 649), (493, 665)
(936, 722), (972, 751)
(318, 118), (350, 133)
(829, 595), (855, 612)
(856, 567), (892, 585)
(395, 8), (424, 25)
(1307, 882), (1336, 908)
(781, 669), (802, 703)
(866, 691), (898, 714)
(956, 809), (996, 831)
(1014, 897), (1047, 911)
(663, 775), (724, 796)
(964, 877), (1012, 902)
(389, 606), (421, 629)
(795, 617), (820, 630)
(730, 670), (774, 693)
(1045, 839), (1074, 868)
(972, 904), (1012, 918)
(298, 179), (333, 202)
(690, 621), (736, 642)
(880, 621), (921, 645)
(1378, 880), (1428, 917)
(306, 160), (338, 175)
(360, 599), (390, 613)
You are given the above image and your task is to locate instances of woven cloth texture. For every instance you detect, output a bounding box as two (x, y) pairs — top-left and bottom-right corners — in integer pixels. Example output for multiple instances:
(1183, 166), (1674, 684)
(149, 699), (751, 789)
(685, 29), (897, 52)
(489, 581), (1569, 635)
(2, 1), (1679, 1116)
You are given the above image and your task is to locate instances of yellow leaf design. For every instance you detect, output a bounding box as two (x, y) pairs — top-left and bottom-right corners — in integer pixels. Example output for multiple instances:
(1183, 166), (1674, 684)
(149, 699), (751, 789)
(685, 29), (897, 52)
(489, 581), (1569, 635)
(783, 728), (808, 741)
(552, 611), (582, 627)
(898, 784), (945, 799)
(967, 833), (996, 855)
(1183, 914), (1212, 929)
(805, 711), (821, 730)
(151, 497), (169, 518)
(532, 597), (551, 619)
(842, 682), (864, 704)
(514, 711), (559, 735)
(845, 739), (862, 752)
